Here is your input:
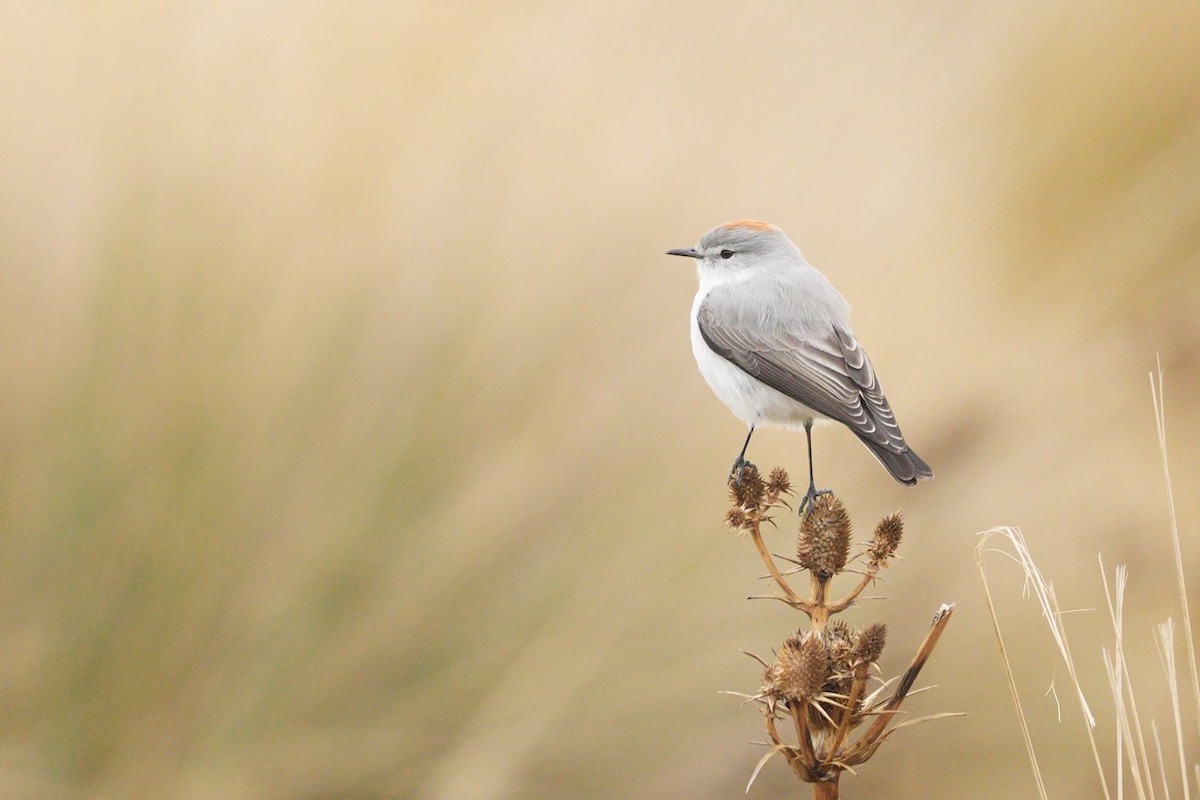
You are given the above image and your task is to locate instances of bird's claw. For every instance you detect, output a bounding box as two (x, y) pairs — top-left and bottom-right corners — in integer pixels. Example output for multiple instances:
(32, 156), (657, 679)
(798, 484), (832, 516)
(728, 457), (757, 487)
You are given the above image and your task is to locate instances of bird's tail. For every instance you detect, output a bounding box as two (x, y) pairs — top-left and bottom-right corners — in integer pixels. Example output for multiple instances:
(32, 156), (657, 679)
(859, 437), (934, 486)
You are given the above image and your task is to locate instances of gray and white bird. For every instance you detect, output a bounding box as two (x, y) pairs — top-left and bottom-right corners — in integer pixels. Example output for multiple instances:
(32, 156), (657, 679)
(668, 220), (932, 510)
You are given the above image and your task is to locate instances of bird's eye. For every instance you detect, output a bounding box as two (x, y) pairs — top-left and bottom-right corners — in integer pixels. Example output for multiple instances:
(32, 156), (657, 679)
(720, 250), (734, 259)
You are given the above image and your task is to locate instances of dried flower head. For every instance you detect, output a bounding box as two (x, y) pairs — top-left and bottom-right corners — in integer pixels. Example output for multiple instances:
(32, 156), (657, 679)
(725, 507), (749, 530)
(729, 463), (767, 509)
(825, 617), (852, 640)
(766, 467), (792, 496)
(766, 632), (829, 702)
(868, 512), (904, 565)
(821, 621), (857, 701)
(796, 493), (851, 577)
(853, 622), (888, 665)
(824, 619), (855, 664)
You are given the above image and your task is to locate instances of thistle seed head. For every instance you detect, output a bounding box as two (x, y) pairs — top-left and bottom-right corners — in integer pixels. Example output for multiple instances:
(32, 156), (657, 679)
(796, 493), (851, 577)
(868, 512), (904, 565)
(853, 622), (888, 665)
(725, 507), (749, 530)
(766, 467), (792, 496)
(766, 632), (829, 702)
(729, 463), (767, 509)
(824, 619), (855, 667)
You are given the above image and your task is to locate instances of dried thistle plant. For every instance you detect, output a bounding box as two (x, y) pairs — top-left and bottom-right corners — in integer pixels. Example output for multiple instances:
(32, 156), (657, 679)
(723, 465), (958, 798)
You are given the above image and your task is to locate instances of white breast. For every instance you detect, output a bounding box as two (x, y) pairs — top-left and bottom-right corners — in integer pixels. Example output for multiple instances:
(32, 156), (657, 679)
(689, 289), (825, 430)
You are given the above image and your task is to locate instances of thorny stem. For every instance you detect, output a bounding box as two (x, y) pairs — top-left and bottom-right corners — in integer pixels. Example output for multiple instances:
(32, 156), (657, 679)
(765, 712), (786, 749)
(826, 567), (882, 615)
(825, 662), (869, 761)
(790, 698), (819, 770)
(810, 574), (831, 630)
(726, 474), (955, 799)
(767, 713), (814, 782)
(846, 604), (955, 761)
(813, 775), (840, 800)
(748, 525), (805, 606)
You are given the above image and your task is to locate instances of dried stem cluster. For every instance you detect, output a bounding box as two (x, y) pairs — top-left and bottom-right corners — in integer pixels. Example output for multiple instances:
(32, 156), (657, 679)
(724, 465), (956, 797)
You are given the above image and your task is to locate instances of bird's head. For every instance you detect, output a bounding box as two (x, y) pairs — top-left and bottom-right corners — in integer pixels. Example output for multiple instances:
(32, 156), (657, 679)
(666, 220), (802, 279)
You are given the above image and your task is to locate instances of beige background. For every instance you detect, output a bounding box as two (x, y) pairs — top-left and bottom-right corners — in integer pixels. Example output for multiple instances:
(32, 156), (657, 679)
(1, 2), (1198, 798)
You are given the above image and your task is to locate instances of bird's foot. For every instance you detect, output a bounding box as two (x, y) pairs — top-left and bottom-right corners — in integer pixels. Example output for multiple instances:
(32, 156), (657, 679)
(728, 457), (758, 487)
(798, 482), (832, 516)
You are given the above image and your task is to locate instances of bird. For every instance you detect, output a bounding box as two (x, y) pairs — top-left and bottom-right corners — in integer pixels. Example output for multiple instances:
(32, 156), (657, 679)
(667, 220), (932, 512)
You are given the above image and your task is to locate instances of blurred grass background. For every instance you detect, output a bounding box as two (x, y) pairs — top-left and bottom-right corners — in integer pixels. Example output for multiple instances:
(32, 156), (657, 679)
(1, 2), (1198, 798)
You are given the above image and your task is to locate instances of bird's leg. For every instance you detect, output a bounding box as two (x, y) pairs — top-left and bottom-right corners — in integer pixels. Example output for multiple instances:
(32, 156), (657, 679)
(728, 426), (756, 486)
(799, 420), (832, 515)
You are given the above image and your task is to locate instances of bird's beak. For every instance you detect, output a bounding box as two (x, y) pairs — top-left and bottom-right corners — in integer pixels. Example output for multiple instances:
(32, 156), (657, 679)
(666, 247), (702, 259)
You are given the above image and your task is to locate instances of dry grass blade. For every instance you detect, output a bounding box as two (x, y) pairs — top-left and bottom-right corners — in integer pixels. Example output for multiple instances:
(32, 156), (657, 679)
(976, 527), (1112, 800)
(976, 528), (1049, 800)
(1151, 721), (1169, 800)
(974, 367), (1200, 800)
(1150, 359), (1200, 743)
(1154, 621), (1192, 800)
(1100, 559), (1154, 800)
(1102, 647), (1150, 800)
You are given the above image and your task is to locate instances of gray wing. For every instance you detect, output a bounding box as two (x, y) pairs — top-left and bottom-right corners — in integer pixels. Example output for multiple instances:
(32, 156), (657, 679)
(697, 287), (932, 484)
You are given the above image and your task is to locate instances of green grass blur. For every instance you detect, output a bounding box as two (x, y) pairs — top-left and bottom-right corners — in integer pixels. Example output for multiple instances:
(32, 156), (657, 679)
(1, 3), (1198, 798)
